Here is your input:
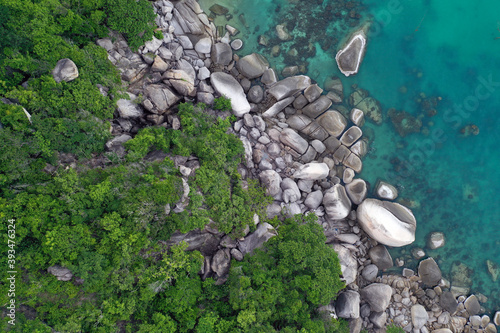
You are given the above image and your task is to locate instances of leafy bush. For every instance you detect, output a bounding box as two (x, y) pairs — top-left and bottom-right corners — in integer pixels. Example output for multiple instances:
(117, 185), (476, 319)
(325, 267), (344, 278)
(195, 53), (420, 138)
(387, 323), (405, 333)
(213, 95), (232, 111)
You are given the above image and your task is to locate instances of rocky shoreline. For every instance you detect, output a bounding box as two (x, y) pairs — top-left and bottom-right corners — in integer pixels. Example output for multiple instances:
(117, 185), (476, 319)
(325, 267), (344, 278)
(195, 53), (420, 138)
(55, 0), (499, 332)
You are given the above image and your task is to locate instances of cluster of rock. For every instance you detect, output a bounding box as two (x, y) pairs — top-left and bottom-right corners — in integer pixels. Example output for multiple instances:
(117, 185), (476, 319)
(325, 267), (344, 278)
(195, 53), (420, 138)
(45, 0), (499, 332)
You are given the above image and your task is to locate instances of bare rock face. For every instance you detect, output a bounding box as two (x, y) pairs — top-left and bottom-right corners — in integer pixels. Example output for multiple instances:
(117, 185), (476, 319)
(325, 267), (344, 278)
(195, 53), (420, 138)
(52, 59), (79, 83)
(335, 30), (367, 77)
(357, 198), (416, 247)
(212, 248), (231, 278)
(238, 222), (277, 255)
(267, 75), (311, 101)
(47, 265), (73, 281)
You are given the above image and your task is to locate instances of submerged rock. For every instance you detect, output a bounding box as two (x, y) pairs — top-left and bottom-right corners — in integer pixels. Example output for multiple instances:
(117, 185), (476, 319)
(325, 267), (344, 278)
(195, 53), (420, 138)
(357, 199), (416, 247)
(335, 30), (367, 77)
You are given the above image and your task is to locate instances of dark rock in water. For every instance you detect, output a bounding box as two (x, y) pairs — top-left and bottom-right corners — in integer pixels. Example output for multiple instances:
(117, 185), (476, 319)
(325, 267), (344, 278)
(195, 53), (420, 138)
(335, 31), (367, 77)
(388, 108), (422, 137)
(209, 4), (229, 15)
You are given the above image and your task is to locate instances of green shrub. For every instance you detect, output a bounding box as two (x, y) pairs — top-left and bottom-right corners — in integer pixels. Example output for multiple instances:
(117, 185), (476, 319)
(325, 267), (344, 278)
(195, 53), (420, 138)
(387, 323), (405, 333)
(213, 96), (232, 111)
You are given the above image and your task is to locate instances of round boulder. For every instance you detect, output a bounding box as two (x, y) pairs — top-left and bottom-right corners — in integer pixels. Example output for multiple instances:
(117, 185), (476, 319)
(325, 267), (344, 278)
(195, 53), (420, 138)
(375, 180), (398, 200)
(361, 264), (378, 282)
(52, 58), (79, 83)
(357, 199), (416, 247)
(418, 257), (442, 287)
(411, 304), (429, 329)
(345, 179), (367, 205)
(360, 283), (392, 312)
(236, 53), (269, 79)
(292, 162), (329, 180)
(323, 184), (352, 220)
(335, 290), (360, 319)
(259, 170), (282, 196)
(427, 231), (445, 250)
(368, 245), (393, 271)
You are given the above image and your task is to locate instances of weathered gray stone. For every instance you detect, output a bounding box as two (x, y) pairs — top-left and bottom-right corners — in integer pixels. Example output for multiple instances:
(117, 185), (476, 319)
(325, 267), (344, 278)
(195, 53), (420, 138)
(343, 153), (363, 173)
(230, 248), (244, 261)
(368, 245), (393, 270)
(52, 58), (79, 83)
(47, 266), (73, 281)
(152, 56), (169, 72)
(332, 243), (358, 285)
(247, 85), (264, 104)
(194, 37), (212, 53)
(210, 72), (251, 117)
(360, 283), (392, 312)
(370, 311), (388, 328)
(361, 264), (378, 282)
(336, 30), (367, 77)
(238, 222), (277, 255)
(494, 311), (500, 326)
(464, 295), (481, 316)
(304, 84), (323, 103)
(212, 248), (231, 278)
(427, 232), (445, 250)
(317, 110), (348, 137)
(211, 42), (233, 66)
(268, 75), (311, 101)
(116, 98), (143, 119)
(418, 257), (442, 287)
(345, 179), (367, 205)
(304, 190), (323, 210)
(350, 140), (368, 158)
(336, 291), (360, 319)
(339, 126), (362, 147)
(323, 184), (351, 220)
(350, 108), (365, 127)
(261, 68), (278, 85)
(411, 304), (429, 329)
(279, 128), (308, 154)
(375, 180), (398, 200)
(236, 53), (269, 79)
(262, 96), (295, 118)
(357, 199), (417, 247)
(145, 85), (180, 113)
(281, 178), (301, 203)
(292, 162), (329, 180)
(302, 96), (332, 118)
(259, 170), (282, 196)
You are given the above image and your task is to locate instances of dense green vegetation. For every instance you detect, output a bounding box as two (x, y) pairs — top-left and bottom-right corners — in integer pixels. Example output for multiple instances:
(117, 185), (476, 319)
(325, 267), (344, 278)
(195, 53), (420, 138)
(0, 0), (348, 331)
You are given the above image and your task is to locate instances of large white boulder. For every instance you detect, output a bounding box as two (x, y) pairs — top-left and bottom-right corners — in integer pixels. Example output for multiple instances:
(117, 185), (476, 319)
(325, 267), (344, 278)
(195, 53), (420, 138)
(210, 72), (251, 117)
(292, 162), (329, 180)
(357, 199), (416, 247)
(323, 184), (351, 220)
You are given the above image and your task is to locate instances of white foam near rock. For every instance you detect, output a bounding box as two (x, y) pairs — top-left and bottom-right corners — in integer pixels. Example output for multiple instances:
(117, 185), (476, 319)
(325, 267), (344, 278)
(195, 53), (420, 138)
(335, 30), (367, 77)
(357, 198), (416, 247)
(210, 72), (251, 117)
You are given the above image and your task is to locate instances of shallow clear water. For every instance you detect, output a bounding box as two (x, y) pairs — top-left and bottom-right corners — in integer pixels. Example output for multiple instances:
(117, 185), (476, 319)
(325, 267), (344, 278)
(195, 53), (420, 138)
(199, 0), (500, 310)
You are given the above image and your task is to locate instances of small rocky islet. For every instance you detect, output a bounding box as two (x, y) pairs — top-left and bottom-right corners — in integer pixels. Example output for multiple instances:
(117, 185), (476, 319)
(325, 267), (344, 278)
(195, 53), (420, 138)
(47, 0), (500, 332)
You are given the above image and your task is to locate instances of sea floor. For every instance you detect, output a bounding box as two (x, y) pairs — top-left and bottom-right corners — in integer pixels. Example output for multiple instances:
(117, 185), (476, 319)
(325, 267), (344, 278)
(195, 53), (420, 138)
(199, 0), (500, 310)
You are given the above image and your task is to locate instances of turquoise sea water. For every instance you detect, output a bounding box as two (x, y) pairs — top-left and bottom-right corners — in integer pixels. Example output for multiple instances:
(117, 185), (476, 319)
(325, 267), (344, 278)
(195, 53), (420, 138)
(199, 0), (500, 309)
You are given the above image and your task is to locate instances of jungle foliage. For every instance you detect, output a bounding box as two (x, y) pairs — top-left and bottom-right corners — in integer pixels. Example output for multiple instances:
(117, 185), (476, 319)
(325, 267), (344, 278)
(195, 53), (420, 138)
(0, 0), (348, 331)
